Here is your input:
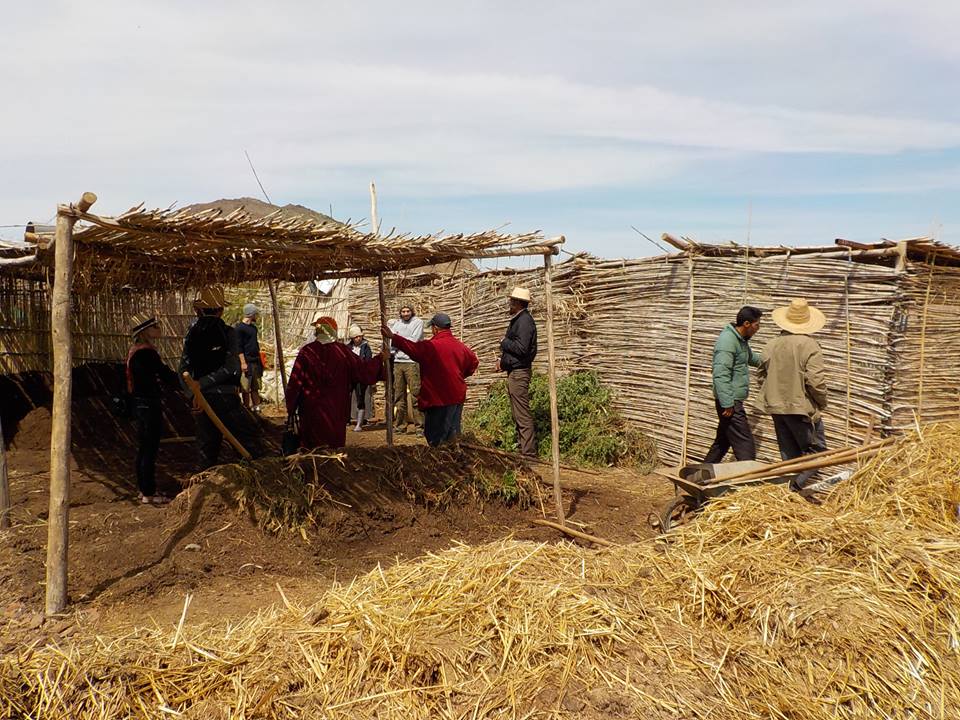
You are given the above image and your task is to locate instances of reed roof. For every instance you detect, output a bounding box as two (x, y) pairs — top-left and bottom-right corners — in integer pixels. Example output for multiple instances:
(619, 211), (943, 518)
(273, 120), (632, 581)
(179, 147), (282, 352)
(16, 202), (562, 291)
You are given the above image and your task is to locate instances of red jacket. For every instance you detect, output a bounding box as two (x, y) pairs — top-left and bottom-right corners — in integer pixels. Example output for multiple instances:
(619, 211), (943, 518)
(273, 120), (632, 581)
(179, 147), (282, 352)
(391, 330), (479, 409)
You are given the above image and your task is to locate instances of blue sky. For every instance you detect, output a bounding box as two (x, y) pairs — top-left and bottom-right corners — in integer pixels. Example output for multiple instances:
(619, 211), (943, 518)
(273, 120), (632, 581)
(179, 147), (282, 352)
(1, 1), (957, 257)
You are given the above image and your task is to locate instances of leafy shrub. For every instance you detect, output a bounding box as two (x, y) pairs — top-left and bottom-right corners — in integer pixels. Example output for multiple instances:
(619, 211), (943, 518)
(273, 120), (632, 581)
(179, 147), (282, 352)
(466, 370), (656, 471)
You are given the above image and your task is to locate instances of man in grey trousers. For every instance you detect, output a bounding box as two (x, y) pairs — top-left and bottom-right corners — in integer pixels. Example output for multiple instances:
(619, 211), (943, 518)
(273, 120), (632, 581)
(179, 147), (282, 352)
(497, 287), (538, 457)
(388, 304), (424, 433)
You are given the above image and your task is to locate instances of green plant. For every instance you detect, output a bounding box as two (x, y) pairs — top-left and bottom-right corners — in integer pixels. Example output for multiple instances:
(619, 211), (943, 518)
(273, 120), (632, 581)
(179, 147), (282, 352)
(466, 370), (657, 471)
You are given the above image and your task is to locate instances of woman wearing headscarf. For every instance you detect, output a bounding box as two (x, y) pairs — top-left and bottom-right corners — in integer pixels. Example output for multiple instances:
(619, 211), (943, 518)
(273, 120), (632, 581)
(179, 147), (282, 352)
(127, 313), (179, 504)
(286, 315), (383, 449)
(347, 324), (375, 432)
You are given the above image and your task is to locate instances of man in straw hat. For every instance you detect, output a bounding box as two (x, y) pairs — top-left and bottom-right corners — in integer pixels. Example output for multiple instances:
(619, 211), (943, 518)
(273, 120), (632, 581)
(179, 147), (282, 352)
(286, 315), (383, 449)
(388, 304), (424, 435)
(128, 312), (179, 504)
(382, 312), (479, 447)
(496, 286), (538, 457)
(759, 298), (829, 491)
(179, 286), (263, 469)
(703, 306), (764, 464)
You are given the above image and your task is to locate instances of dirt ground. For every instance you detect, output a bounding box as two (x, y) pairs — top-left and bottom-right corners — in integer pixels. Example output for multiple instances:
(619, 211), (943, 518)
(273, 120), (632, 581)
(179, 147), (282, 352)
(0, 387), (674, 652)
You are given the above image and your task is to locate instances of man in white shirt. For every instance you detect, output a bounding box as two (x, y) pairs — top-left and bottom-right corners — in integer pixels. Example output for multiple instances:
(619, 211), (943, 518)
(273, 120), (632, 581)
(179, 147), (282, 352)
(388, 304), (424, 433)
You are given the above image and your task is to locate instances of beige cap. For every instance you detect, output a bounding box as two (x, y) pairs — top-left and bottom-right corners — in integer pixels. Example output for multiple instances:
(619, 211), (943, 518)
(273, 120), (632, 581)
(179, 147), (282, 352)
(348, 324), (363, 338)
(510, 287), (531, 302)
(772, 299), (826, 335)
(193, 286), (227, 310)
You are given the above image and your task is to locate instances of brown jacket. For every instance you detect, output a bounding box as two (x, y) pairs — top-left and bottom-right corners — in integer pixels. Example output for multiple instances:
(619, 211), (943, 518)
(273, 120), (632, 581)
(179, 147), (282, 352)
(758, 332), (828, 419)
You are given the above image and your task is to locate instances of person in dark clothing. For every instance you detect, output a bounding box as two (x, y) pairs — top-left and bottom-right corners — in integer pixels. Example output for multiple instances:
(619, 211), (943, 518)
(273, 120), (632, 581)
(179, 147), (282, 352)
(703, 306), (763, 464)
(496, 287), (538, 457)
(347, 324), (374, 432)
(179, 287), (263, 469)
(127, 313), (179, 504)
(235, 303), (263, 413)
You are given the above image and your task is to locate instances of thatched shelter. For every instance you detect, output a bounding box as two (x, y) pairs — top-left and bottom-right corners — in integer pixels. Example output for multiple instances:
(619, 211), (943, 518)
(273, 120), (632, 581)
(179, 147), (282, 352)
(0, 191), (565, 615)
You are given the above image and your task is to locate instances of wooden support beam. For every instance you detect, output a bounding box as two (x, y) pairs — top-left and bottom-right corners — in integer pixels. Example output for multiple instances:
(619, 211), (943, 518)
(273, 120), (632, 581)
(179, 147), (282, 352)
(371, 182), (394, 446)
(46, 192), (95, 615)
(267, 280), (287, 402)
(0, 414), (9, 530)
(543, 250), (565, 526)
(680, 253), (695, 466)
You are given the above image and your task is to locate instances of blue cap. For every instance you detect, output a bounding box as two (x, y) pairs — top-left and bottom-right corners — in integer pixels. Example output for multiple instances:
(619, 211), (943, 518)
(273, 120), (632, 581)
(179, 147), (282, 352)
(428, 312), (452, 329)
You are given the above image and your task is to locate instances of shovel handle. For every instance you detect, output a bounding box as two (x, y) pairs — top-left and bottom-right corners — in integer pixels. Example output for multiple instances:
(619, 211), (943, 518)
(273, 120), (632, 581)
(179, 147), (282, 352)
(181, 372), (252, 460)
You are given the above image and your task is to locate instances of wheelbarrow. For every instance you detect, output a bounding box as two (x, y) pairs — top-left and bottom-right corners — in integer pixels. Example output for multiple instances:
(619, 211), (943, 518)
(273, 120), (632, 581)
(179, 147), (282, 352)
(649, 460), (797, 532)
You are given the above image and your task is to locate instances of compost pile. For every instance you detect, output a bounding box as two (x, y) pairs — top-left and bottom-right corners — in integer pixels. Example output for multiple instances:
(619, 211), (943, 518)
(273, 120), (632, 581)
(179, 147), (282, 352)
(4, 424), (960, 719)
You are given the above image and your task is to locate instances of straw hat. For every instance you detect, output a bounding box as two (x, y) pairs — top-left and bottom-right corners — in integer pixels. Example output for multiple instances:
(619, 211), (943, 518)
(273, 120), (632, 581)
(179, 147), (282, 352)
(509, 287), (531, 302)
(348, 324), (363, 338)
(772, 299), (826, 335)
(130, 312), (159, 338)
(194, 286), (227, 310)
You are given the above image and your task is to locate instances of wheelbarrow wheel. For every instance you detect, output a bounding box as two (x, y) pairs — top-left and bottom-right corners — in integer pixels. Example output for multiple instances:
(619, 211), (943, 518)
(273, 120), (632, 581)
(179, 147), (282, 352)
(659, 495), (698, 533)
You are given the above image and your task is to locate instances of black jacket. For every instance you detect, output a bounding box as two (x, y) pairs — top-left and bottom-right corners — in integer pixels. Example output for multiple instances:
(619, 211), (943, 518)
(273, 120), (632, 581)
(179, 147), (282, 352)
(178, 316), (242, 395)
(500, 309), (537, 371)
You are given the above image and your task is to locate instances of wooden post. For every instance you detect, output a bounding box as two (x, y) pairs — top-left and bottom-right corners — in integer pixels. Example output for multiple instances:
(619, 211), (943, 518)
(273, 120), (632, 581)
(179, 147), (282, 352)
(267, 280), (287, 401)
(0, 414), (9, 530)
(46, 191), (95, 615)
(371, 182), (394, 446)
(543, 251), (565, 526)
(679, 253), (695, 466)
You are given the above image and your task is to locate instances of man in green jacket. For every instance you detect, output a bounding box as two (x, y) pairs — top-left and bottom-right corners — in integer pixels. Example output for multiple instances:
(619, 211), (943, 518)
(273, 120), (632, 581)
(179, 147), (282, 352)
(703, 306), (763, 463)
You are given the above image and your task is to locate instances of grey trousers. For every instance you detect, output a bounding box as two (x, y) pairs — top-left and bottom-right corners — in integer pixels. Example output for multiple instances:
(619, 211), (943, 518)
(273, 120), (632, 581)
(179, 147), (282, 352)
(393, 362), (423, 427)
(507, 367), (536, 457)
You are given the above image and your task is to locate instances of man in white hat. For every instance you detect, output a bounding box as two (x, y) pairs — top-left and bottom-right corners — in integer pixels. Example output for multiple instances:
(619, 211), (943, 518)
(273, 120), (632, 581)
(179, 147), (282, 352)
(759, 298), (829, 491)
(388, 304), (424, 434)
(496, 287), (538, 457)
(235, 303), (263, 413)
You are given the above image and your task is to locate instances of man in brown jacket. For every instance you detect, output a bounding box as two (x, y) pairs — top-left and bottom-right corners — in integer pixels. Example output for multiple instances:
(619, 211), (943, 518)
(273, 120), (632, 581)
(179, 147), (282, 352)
(758, 298), (828, 491)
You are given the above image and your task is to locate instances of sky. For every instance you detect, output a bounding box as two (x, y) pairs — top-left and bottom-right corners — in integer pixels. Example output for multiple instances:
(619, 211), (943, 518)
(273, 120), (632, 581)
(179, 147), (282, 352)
(1, 0), (958, 258)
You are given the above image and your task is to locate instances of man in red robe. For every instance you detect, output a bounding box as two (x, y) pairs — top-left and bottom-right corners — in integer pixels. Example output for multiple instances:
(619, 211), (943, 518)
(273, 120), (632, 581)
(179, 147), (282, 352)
(286, 316), (383, 449)
(382, 312), (479, 446)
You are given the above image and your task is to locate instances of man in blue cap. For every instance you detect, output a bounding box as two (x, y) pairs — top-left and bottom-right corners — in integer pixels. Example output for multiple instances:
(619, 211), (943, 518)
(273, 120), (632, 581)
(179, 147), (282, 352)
(382, 312), (479, 446)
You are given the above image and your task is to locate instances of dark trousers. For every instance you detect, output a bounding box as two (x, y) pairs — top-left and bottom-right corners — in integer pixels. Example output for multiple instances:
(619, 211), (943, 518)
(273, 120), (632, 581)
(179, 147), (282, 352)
(196, 392), (263, 469)
(134, 398), (163, 496)
(423, 404), (464, 447)
(772, 414), (827, 488)
(507, 367), (536, 457)
(703, 399), (756, 464)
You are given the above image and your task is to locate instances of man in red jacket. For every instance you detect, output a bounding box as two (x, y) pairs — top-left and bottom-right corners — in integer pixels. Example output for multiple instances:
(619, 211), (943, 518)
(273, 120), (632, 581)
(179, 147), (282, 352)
(382, 312), (479, 446)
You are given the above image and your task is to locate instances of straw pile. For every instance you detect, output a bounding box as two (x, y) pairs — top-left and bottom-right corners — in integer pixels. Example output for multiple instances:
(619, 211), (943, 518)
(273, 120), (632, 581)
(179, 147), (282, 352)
(3, 422), (959, 718)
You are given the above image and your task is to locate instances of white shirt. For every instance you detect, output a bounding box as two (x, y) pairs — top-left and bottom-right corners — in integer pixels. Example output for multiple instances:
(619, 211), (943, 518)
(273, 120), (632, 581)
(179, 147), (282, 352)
(388, 316), (424, 362)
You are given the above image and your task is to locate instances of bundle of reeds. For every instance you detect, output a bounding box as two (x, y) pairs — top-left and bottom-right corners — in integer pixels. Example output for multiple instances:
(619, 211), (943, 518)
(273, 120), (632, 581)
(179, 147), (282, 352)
(4, 422), (959, 718)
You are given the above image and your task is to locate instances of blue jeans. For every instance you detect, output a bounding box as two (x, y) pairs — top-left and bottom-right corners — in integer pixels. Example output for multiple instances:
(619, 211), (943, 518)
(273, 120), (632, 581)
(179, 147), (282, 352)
(423, 404), (463, 447)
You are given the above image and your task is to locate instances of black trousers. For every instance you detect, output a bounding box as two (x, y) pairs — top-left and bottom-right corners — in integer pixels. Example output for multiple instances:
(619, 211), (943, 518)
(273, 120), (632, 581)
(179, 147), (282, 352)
(423, 404), (464, 447)
(772, 414), (827, 487)
(134, 398), (163, 496)
(196, 392), (263, 469)
(703, 399), (756, 464)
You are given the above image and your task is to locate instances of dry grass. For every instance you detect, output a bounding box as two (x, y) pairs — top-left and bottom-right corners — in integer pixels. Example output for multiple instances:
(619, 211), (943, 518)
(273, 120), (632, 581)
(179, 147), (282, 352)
(3, 423), (960, 718)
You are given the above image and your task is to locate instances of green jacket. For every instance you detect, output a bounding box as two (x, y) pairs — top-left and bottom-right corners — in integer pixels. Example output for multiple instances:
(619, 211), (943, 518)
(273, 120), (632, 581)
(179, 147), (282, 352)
(712, 324), (762, 408)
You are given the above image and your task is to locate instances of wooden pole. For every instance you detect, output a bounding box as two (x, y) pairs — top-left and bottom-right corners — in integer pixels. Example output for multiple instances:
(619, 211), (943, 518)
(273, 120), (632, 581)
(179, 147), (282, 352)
(181, 373), (252, 460)
(267, 280), (287, 402)
(679, 253), (695, 466)
(0, 414), (9, 530)
(371, 182), (394, 446)
(543, 251), (565, 525)
(45, 191), (95, 615)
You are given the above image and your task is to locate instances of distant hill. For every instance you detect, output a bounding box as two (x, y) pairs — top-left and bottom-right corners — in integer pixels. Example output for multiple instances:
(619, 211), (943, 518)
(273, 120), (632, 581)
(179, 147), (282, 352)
(180, 197), (339, 225)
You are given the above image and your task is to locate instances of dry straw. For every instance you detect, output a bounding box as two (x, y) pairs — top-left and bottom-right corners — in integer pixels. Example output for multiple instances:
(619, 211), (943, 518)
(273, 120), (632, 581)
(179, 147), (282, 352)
(3, 422), (960, 718)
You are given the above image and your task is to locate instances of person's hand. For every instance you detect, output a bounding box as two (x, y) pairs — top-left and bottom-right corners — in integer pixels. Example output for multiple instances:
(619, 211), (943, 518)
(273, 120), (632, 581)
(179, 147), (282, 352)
(494, 359), (502, 372)
(381, 323), (394, 339)
(721, 406), (734, 417)
(191, 394), (202, 414)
